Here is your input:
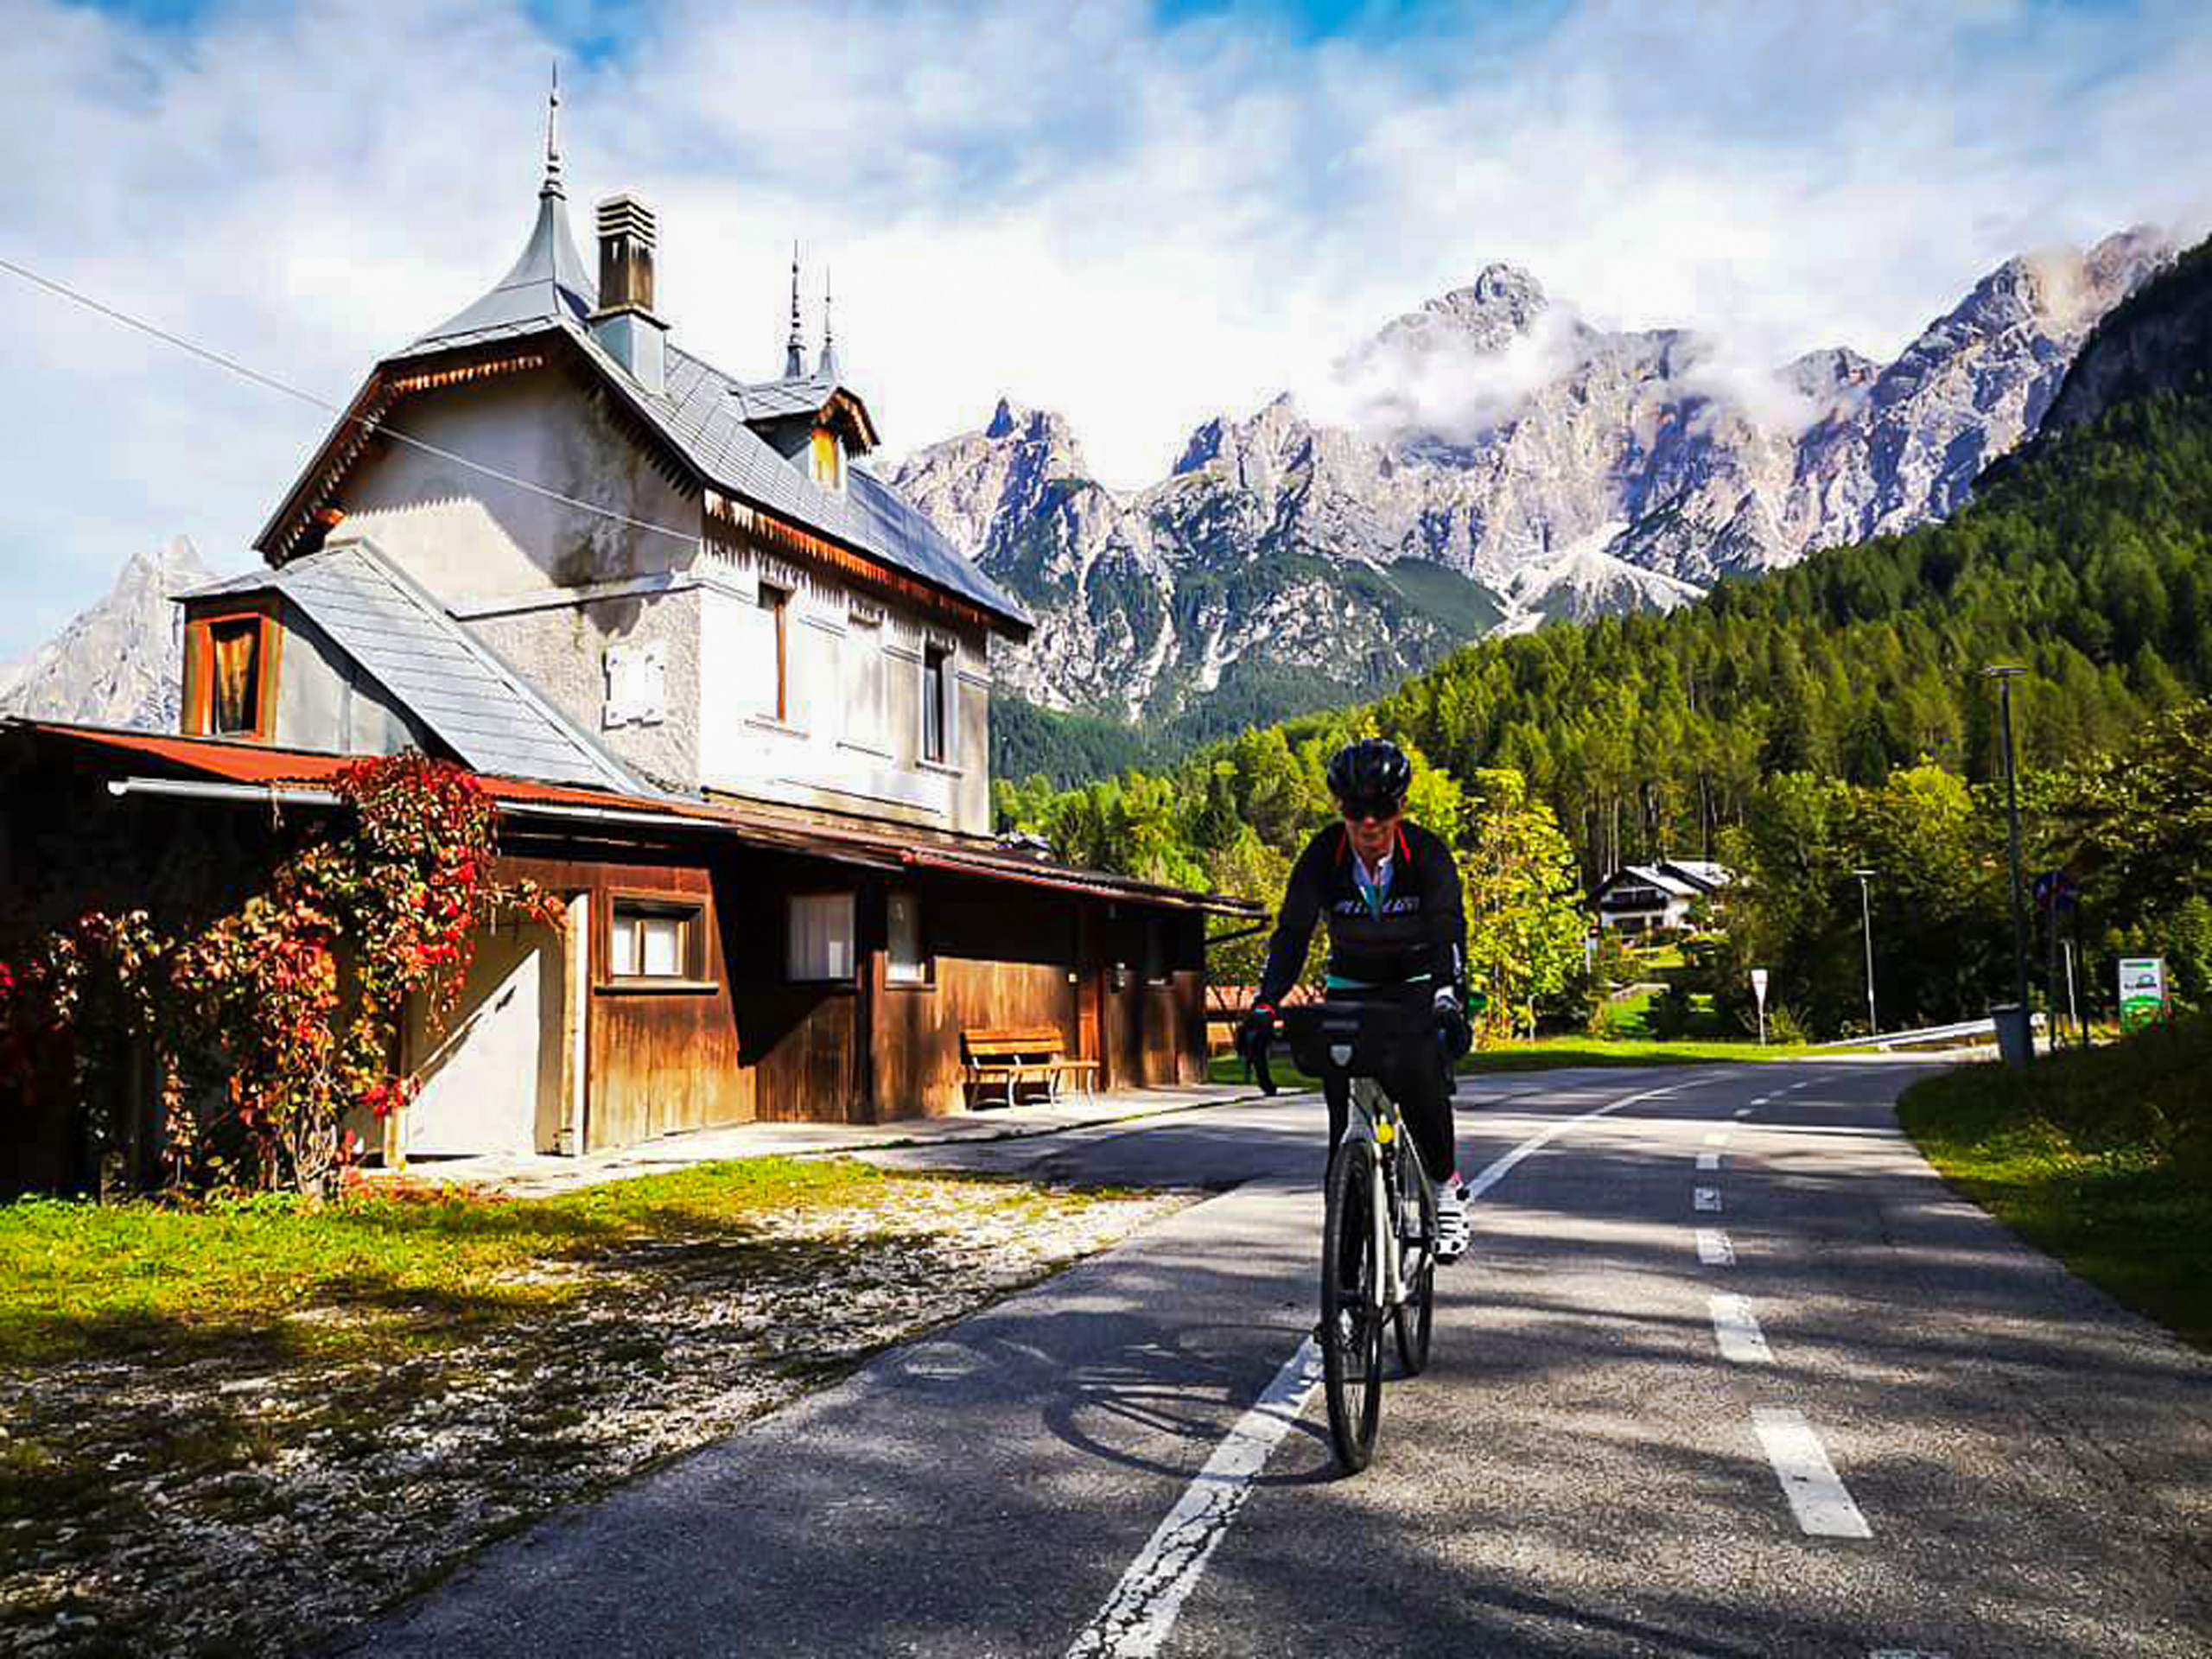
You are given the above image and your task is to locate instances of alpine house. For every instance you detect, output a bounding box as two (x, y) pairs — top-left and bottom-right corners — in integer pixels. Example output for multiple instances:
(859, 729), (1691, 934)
(0, 86), (1249, 1185)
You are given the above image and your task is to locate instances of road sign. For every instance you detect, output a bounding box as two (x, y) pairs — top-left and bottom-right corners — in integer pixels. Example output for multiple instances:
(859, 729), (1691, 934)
(2032, 869), (2080, 913)
(2118, 957), (2166, 1032)
(1751, 968), (1770, 1046)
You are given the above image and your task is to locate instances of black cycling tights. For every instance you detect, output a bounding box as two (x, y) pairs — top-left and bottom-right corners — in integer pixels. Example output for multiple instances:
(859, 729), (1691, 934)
(1322, 1045), (1455, 1187)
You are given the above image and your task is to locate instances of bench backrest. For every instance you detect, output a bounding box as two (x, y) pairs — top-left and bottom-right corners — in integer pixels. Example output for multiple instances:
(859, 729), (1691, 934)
(963, 1026), (1066, 1061)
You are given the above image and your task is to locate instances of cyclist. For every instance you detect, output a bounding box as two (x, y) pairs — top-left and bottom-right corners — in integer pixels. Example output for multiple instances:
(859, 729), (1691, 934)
(1237, 737), (1477, 1261)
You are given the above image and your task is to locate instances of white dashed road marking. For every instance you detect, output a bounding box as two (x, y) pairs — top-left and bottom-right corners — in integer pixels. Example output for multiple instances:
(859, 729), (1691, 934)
(1071, 1079), (1685, 1659)
(1733, 1106), (1753, 1118)
(1697, 1228), (1736, 1266)
(1709, 1294), (1774, 1363)
(1696, 1151), (1722, 1172)
(1753, 1408), (1872, 1539)
(1694, 1186), (1722, 1212)
(1702, 1130), (1730, 1146)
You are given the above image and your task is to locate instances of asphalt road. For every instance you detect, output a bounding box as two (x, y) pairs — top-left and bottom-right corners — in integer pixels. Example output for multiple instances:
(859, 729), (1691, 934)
(332, 1064), (2212, 1658)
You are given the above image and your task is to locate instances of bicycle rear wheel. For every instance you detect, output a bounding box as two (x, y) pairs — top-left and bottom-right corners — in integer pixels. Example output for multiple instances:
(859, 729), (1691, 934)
(1321, 1136), (1384, 1472)
(1394, 1143), (1436, 1378)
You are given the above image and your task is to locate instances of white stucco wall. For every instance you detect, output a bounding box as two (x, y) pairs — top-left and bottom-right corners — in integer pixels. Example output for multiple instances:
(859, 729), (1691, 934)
(696, 543), (992, 834)
(337, 366), (698, 600)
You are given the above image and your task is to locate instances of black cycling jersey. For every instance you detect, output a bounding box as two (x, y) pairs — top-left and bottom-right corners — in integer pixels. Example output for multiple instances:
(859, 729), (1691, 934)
(1255, 820), (1467, 1010)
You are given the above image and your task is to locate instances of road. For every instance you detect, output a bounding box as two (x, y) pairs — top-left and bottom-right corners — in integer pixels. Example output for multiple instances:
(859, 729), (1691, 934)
(333, 1064), (2212, 1658)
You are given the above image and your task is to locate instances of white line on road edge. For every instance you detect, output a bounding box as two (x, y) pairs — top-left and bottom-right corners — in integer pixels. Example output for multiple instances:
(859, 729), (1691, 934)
(1752, 1408), (1872, 1538)
(1070, 1080), (1685, 1659)
(1703, 1130), (1731, 1146)
(1697, 1151), (1722, 1172)
(1065, 1339), (1323, 1659)
(1709, 1294), (1773, 1363)
(1694, 1186), (1723, 1212)
(1697, 1229), (1735, 1266)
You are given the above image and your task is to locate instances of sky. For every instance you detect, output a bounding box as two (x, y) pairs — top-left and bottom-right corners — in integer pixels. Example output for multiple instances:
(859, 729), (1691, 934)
(0, 0), (2207, 660)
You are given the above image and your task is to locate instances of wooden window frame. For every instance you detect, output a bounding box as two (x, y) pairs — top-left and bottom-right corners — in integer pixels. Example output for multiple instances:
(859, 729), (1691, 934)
(183, 599), (283, 743)
(600, 891), (717, 994)
(759, 583), (791, 723)
(920, 643), (950, 766)
(785, 889), (858, 987)
(810, 425), (846, 493)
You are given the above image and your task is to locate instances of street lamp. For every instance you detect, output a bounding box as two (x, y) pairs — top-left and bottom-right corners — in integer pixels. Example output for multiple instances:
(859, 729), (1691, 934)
(1986, 665), (2033, 1064)
(1852, 868), (1878, 1038)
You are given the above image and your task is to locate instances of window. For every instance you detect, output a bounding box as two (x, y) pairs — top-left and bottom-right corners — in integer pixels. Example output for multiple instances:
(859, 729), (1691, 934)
(1144, 916), (1173, 986)
(609, 900), (701, 981)
(921, 643), (950, 764)
(757, 583), (790, 721)
(810, 426), (846, 493)
(849, 613), (887, 749)
(185, 604), (280, 741)
(787, 893), (856, 982)
(886, 891), (930, 985)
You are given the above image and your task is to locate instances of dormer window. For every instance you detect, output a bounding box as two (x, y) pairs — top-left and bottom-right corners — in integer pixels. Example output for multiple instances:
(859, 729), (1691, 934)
(184, 601), (281, 742)
(810, 425), (846, 493)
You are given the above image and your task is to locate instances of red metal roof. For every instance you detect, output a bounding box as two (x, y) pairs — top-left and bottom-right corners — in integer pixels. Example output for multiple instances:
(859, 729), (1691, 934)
(16, 721), (1260, 916)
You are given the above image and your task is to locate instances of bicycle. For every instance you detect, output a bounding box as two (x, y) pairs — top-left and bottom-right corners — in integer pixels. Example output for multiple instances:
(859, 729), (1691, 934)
(1250, 1000), (1440, 1472)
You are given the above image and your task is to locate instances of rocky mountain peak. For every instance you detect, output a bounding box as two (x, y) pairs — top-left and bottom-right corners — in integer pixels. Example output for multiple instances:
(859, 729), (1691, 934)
(1371, 263), (1549, 359)
(0, 535), (213, 732)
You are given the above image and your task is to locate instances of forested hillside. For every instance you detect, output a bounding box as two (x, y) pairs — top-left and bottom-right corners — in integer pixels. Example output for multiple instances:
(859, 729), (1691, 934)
(995, 367), (2212, 1039)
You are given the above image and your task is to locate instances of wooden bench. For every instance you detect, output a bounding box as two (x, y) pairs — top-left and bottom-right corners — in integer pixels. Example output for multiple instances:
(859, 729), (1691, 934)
(961, 1027), (1100, 1109)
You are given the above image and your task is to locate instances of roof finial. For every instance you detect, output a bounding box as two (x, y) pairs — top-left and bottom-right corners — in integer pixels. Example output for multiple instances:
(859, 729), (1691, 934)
(542, 62), (565, 199)
(818, 269), (839, 381)
(784, 241), (807, 379)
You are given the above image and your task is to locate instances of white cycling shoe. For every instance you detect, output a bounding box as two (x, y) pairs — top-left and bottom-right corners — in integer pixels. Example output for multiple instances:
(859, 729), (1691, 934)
(1433, 1177), (1471, 1264)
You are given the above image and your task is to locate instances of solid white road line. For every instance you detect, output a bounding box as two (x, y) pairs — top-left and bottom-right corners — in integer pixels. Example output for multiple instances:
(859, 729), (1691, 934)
(1694, 1186), (1723, 1212)
(1071, 1081), (1687, 1658)
(1696, 1151), (1722, 1172)
(1752, 1408), (1872, 1539)
(1696, 1228), (1736, 1266)
(1709, 1294), (1773, 1363)
(1702, 1130), (1731, 1146)
(1064, 1339), (1323, 1658)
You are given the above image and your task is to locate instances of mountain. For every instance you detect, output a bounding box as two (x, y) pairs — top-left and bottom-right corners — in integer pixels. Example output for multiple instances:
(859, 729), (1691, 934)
(2043, 236), (2212, 432)
(0, 537), (212, 731)
(895, 228), (2172, 753)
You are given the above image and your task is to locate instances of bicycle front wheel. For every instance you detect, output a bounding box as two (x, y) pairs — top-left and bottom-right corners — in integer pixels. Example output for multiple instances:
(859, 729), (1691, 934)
(1321, 1136), (1384, 1472)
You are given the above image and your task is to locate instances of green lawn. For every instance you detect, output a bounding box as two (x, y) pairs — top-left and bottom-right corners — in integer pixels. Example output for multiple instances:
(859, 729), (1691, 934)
(1, 1157), (980, 1368)
(1896, 1014), (2212, 1353)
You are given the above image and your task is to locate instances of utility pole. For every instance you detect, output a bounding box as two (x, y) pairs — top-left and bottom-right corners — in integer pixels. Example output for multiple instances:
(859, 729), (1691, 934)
(1853, 868), (1878, 1037)
(1987, 665), (2033, 1063)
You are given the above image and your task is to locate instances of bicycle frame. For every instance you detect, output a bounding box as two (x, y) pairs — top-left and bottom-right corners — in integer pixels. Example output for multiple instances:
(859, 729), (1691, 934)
(1340, 1072), (1424, 1313)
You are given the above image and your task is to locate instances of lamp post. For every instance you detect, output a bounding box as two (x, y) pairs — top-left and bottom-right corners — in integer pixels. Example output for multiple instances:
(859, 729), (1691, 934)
(1987, 665), (2032, 1062)
(1853, 868), (1878, 1038)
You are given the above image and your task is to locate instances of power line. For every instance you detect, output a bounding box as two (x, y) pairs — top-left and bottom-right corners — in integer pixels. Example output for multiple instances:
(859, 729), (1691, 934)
(0, 252), (702, 549)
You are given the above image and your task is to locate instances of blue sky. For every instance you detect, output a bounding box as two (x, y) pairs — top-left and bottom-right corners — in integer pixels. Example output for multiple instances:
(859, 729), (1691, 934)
(3, 0), (2208, 661)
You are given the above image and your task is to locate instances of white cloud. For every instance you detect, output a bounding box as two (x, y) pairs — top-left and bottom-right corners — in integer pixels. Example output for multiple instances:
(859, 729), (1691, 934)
(0, 0), (2206, 658)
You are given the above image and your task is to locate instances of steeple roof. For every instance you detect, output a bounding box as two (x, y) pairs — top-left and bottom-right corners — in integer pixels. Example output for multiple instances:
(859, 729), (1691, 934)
(410, 74), (598, 353)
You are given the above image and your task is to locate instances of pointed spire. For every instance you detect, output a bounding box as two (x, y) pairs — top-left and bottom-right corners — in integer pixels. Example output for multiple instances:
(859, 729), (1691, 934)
(542, 62), (565, 200)
(818, 269), (839, 381)
(783, 241), (808, 379)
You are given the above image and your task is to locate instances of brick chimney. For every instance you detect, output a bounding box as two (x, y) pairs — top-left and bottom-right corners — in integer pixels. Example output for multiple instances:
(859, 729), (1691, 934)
(591, 194), (667, 395)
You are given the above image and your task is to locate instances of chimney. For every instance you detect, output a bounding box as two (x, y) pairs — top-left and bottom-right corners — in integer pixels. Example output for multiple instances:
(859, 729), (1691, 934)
(591, 194), (667, 396)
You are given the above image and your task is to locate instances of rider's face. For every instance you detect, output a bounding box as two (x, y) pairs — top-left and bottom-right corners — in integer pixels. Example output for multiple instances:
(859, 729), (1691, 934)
(1342, 801), (1402, 864)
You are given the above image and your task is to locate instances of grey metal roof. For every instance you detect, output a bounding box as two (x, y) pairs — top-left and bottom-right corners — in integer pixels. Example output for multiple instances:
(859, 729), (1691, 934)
(180, 544), (646, 794)
(385, 194), (1031, 632)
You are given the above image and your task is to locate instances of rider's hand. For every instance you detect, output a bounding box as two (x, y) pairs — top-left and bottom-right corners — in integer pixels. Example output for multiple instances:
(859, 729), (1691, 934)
(1433, 989), (1473, 1060)
(1236, 1003), (1277, 1065)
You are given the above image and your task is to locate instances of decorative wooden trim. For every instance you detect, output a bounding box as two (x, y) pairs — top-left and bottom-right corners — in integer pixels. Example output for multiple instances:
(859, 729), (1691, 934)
(702, 489), (996, 633)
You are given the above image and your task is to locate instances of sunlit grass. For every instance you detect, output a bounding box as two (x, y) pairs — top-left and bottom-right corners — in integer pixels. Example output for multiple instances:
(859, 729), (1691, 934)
(1897, 1014), (2211, 1353)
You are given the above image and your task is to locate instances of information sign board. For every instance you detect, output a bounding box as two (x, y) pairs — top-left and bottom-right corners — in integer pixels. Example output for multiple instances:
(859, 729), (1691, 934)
(2118, 957), (2166, 1032)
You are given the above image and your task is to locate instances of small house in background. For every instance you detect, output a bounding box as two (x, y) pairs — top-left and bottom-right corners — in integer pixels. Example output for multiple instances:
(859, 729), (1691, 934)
(0, 88), (1254, 1190)
(1592, 859), (1734, 935)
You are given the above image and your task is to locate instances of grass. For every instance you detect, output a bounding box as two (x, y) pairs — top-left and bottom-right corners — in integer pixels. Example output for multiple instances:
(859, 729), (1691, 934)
(0, 1156), (891, 1368)
(1896, 1013), (2212, 1353)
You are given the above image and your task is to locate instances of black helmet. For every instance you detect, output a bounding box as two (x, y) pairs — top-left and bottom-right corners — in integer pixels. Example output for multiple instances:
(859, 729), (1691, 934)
(1326, 737), (1413, 814)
